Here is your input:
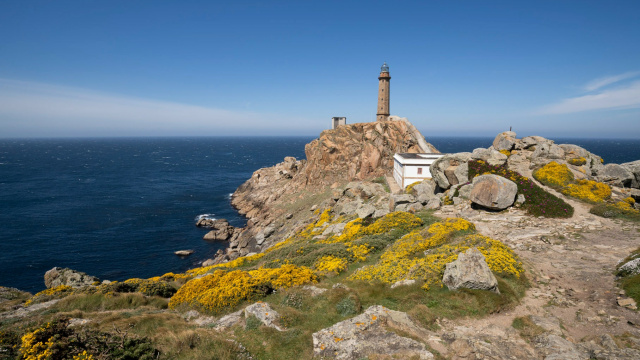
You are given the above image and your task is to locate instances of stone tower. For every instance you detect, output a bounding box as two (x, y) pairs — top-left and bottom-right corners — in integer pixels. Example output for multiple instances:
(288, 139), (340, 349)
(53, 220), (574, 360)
(376, 62), (391, 121)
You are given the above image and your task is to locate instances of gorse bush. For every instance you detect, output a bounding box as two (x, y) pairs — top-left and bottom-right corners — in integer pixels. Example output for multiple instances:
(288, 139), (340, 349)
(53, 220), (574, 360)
(532, 161), (575, 188)
(349, 218), (523, 290)
(168, 265), (317, 313)
(533, 161), (612, 204)
(468, 160), (574, 218)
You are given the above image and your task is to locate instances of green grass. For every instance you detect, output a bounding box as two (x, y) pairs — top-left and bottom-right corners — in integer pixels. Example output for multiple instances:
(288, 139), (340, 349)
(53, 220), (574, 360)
(512, 315), (545, 341)
(53, 292), (168, 312)
(372, 176), (391, 193)
(468, 160), (574, 218)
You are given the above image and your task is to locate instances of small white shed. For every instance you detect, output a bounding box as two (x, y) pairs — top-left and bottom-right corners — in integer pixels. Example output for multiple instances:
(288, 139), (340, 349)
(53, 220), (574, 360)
(393, 153), (445, 189)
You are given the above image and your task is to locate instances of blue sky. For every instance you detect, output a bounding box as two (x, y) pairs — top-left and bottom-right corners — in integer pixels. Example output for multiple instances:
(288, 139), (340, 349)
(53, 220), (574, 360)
(1, 1), (639, 138)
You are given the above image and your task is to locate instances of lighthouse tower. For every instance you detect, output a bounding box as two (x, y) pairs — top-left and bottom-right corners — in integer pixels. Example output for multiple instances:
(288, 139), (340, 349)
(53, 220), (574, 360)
(376, 62), (391, 121)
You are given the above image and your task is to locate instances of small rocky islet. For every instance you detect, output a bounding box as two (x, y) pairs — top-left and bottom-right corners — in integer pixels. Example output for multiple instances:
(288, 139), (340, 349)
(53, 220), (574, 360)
(2, 120), (640, 359)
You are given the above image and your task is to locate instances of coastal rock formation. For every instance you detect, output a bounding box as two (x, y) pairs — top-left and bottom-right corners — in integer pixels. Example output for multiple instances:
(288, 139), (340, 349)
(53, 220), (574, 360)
(244, 302), (283, 331)
(224, 120), (439, 260)
(202, 219), (240, 241)
(469, 174), (518, 210)
(44, 267), (99, 289)
(622, 160), (640, 188)
(442, 247), (499, 293)
(312, 305), (434, 360)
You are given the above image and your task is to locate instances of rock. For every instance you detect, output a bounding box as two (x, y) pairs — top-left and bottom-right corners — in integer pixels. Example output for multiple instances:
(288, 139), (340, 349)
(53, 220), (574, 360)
(516, 193), (526, 205)
(312, 305), (434, 360)
(531, 142), (565, 161)
(390, 279), (416, 289)
(303, 285), (328, 297)
(530, 316), (563, 336)
(0, 286), (29, 303)
(621, 160), (640, 188)
(44, 267), (100, 289)
(202, 219), (237, 241)
(214, 309), (245, 330)
(430, 152), (472, 190)
(424, 198), (441, 210)
(492, 131), (517, 151)
(596, 163), (635, 188)
(244, 301), (283, 331)
(356, 204), (376, 218)
(322, 223), (346, 236)
(617, 297), (637, 310)
(174, 250), (194, 256)
(458, 183), (472, 199)
(409, 179), (437, 198)
(617, 257), (640, 277)
(469, 174), (518, 210)
(442, 247), (499, 293)
(68, 318), (92, 327)
(536, 334), (587, 360)
(518, 135), (546, 149)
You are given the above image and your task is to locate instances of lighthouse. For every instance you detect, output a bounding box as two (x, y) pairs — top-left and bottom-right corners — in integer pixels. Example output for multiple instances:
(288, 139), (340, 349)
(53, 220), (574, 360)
(376, 62), (391, 121)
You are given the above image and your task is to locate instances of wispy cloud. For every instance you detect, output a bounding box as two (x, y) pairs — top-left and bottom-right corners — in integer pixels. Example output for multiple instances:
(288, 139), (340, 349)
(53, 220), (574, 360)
(538, 74), (640, 115)
(583, 71), (640, 92)
(0, 79), (310, 137)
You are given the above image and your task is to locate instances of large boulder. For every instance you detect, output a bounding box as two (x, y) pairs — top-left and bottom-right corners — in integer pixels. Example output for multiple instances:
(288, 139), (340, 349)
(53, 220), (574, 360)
(471, 148), (508, 166)
(469, 174), (518, 210)
(621, 160), (640, 188)
(442, 247), (499, 293)
(44, 267), (100, 289)
(430, 153), (472, 189)
(492, 131), (517, 151)
(312, 305), (434, 359)
(595, 163), (635, 188)
(531, 142), (565, 163)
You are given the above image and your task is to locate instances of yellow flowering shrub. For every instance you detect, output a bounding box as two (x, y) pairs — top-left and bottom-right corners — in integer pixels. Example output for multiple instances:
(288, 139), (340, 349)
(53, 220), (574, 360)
(25, 285), (73, 306)
(348, 244), (372, 261)
(561, 179), (611, 203)
(349, 218), (523, 290)
(568, 157), (587, 166)
(499, 150), (511, 157)
(533, 161), (575, 188)
(315, 256), (349, 273)
(169, 264), (316, 312)
(73, 351), (95, 360)
(625, 197), (636, 205)
(19, 323), (54, 360)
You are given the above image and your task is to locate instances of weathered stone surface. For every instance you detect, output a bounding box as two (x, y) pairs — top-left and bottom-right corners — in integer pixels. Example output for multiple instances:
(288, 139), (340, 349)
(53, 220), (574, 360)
(214, 309), (245, 330)
(390, 194), (415, 211)
(322, 222), (346, 236)
(469, 174), (518, 210)
(536, 334), (587, 360)
(174, 250), (194, 256)
(617, 257), (640, 277)
(617, 297), (637, 310)
(458, 183), (472, 199)
(531, 142), (565, 161)
(303, 285), (328, 297)
(622, 160), (640, 188)
(244, 301), (283, 331)
(202, 219), (238, 241)
(0, 286), (29, 303)
(492, 131), (517, 151)
(431, 152), (473, 189)
(356, 204), (376, 218)
(596, 163), (635, 187)
(312, 305), (434, 360)
(44, 267), (99, 289)
(443, 247), (499, 293)
(390, 279), (416, 289)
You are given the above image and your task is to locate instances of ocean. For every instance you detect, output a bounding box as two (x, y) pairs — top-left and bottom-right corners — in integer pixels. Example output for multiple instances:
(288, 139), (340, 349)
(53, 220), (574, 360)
(1, 136), (638, 293)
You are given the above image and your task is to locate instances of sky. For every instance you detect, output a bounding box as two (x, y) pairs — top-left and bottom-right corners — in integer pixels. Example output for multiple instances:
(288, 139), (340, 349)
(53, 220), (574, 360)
(1, 1), (639, 139)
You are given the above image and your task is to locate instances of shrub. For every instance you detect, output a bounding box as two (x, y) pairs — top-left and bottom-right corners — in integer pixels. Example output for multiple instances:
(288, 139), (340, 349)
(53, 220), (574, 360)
(469, 160), (574, 218)
(314, 256), (348, 274)
(568, 157), (587, 166)
(561, 180), (611, 203)
(168, 265), (317, 313)
(499, 150), (511, 157)
(123, 278), (177, 298)
(590, 202), (640, 222)
(25, 285), (74, 306)
(533, 161), (575, 188)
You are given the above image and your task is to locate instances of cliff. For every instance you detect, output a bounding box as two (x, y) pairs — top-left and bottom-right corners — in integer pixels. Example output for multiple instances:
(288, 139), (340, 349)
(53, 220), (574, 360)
(227, 120), (438, 259)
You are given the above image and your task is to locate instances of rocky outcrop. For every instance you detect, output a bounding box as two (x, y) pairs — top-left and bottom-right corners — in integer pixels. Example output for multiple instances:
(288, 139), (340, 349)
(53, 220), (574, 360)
(202, 219), (240, 241)
(44, 267), (99, 289)
(442, 247), (499, 293)
(221, 121), (439, 261)
(469, 174), (518, 210)
(622, 160), (640, 188)
(312, 305), (434, 360)
(431, 153), (472, 189)
(244, 301), (283, 331)
(595, 163), (635, 188)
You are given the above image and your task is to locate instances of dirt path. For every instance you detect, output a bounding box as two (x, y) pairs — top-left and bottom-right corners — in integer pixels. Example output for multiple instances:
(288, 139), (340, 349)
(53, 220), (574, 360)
(430, 199), (640, 359)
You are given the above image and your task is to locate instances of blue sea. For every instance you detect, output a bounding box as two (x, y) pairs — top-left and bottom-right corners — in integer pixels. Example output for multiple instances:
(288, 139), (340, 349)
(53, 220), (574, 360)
(1, 136), (638, 293)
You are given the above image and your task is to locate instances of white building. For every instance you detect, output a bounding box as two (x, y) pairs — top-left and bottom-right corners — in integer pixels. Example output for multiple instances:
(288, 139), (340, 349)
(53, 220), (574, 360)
(331, 117), (346, 129)
(393, 153), (445, 189)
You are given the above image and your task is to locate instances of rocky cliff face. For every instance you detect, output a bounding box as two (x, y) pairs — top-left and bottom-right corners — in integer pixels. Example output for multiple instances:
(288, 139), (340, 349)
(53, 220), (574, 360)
(225, 120), (438, 261)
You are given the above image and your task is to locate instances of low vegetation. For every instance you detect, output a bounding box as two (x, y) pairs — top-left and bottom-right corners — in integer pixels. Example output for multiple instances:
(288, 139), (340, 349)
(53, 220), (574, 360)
(468, 160), (574, 218)
(3, 209), (530, 359)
